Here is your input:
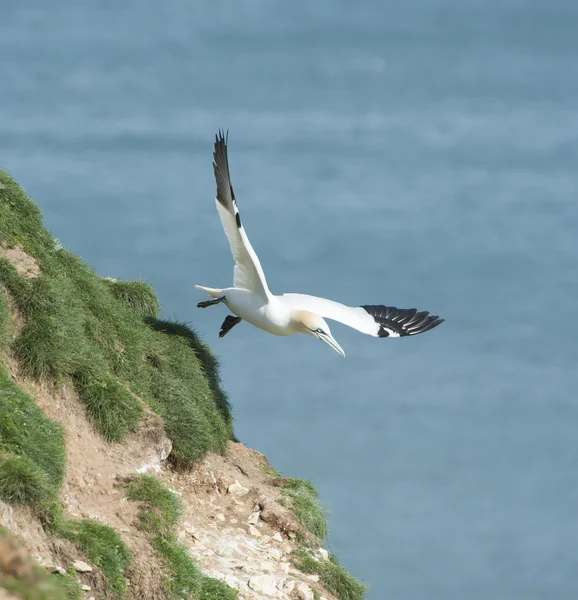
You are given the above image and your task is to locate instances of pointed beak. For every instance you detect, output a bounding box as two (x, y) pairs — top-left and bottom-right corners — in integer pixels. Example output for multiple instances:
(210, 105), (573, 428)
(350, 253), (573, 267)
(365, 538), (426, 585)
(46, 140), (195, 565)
(317, 332), (346, 357)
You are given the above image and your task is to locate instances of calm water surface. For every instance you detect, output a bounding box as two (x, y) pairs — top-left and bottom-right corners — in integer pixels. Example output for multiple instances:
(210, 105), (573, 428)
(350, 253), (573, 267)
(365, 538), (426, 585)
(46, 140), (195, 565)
(2, 2), (578, 598)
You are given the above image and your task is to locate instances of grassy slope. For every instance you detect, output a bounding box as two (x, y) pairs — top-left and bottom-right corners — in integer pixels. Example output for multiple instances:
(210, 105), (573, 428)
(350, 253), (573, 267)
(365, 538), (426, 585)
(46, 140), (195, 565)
(0, 170), (232, 459)
(0, 171), (234, 598)
(0, 171), (365, 599)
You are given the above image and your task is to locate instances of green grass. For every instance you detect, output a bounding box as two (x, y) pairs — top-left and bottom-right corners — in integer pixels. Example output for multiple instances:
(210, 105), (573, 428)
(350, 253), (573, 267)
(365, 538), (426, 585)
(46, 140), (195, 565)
(125, 474), (182, 534)
(292, 548), (367, 600)
(0, 455), (54, 505)
(103, 279), (160, 318)
(47, 507), (132, 600)
(0, 169), (232, 456)
(124, 474), (237, 600)
(0, 366), (65, 506)
(278, 478), (328, 540)
(57, 570), (83, 600)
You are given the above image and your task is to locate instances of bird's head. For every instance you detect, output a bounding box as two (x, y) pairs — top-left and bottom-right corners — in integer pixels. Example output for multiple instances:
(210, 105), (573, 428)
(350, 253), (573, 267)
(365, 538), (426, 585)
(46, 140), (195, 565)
(293, 311), (345, 357)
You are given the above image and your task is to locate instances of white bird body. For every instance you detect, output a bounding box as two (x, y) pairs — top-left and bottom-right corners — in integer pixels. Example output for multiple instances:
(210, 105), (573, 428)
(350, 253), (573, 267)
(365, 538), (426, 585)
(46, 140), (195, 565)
(196, 131), (444, 357)
(219, 288), (293, 337)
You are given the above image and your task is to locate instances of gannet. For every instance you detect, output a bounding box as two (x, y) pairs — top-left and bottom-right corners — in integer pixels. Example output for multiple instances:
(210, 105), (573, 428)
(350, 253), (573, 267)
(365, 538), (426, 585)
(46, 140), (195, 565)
(196, 131), (444, 357)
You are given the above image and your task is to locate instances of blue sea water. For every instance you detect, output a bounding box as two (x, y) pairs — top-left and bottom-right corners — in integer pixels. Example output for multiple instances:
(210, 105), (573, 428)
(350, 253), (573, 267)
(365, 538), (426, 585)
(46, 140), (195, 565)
(2, 2), (578, 598)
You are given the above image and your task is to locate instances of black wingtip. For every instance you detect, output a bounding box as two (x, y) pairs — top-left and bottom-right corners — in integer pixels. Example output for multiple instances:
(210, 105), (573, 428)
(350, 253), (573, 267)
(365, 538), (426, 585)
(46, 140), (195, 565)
(215, 128), (228, 146)
(361, 305), (445, 337)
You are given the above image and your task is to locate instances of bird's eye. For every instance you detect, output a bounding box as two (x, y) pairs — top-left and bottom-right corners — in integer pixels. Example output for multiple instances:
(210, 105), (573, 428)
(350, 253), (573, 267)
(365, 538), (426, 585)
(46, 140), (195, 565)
(316, 328), (324, 334)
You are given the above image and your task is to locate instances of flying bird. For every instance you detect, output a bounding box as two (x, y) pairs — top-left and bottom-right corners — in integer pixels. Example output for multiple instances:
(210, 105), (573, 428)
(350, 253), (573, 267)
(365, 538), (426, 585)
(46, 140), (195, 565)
(196, 131), (444, 357)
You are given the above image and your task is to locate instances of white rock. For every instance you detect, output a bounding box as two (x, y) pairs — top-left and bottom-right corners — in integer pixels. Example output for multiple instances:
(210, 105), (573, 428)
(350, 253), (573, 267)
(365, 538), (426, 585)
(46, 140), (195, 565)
(216, 513), (226, 522)
(248, 574), (279, 596)
(280, 561), (291, 574)
(272, 532), (283, 543)
(295, 581), (315, 600)
(52, 566), (66, 576)
(248, 511), (260, 525)
(72, 560), (92, 573)
(248, 524), (262, 537)
(318, 547), (329, 561)
(227, 480), (249, 496)
(81, 584), (92, 591)
(268, 547), (282, 560)
(284, 579), (296, 593)
(307, 574), (320, 583)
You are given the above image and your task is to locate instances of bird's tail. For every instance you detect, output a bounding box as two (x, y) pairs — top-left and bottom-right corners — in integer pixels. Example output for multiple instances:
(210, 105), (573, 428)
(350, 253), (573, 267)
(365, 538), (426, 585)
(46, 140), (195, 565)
(195, 285), (224, 299)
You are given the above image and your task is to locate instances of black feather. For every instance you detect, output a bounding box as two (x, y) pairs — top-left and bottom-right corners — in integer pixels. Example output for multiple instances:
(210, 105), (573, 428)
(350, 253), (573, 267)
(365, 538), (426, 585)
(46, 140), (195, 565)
(213, 130), (236, 212)
(361, 305), (444, 337)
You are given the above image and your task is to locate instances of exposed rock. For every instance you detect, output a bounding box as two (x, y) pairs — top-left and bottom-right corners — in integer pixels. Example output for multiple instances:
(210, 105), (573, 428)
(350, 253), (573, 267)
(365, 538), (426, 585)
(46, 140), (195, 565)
(307, 573), (320, 583)
(284, 579), (296, 593)
(318, 547), (329, 561)
(227, 480), (249, 496)
(216, 513), (226, 522)
(248, 574), (279, 596)
(52, 566), (66, 576)
(72, 560), (93, 573)
(268, 547), (282, 560)
(248, 511), (260, 525)
(260, 500), (300, 536)
(294, 581), (315, 600)
(272, 532), (283, 543)
(81, 584), (91, 591)
(248, 524), (262, 537)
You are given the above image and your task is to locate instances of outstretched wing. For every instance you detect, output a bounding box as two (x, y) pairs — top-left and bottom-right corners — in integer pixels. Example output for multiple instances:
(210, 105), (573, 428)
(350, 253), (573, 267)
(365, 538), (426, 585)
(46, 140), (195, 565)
(213, 130), (269, 297)
(281, 293), (444, 338)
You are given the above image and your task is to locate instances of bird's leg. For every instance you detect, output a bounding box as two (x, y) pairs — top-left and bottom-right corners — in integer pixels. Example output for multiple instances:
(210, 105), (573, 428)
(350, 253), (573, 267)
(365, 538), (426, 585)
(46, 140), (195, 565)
(197, 296), (225, 309)
(219, 315), (242, 338)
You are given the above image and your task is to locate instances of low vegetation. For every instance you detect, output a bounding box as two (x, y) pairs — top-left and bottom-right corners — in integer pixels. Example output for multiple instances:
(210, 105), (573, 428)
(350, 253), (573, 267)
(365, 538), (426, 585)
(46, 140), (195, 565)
(278, 478), (328, 540)
(124, 474), (238, 599)
(0, 367), (66, 506)
(292, 548), (367, 600)
(0, 170), (232, 457)
(44, 506), (132, 599)
(0, 171), (234, 597)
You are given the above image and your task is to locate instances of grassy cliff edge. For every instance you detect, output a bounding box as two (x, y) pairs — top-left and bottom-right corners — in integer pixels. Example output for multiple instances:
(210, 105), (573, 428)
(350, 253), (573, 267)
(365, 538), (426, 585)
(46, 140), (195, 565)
(0, 171), (366, 600)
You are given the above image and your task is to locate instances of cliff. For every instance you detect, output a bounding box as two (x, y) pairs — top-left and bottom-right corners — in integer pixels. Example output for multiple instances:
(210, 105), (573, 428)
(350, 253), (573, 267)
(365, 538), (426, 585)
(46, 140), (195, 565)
(0, 171), (366, 600)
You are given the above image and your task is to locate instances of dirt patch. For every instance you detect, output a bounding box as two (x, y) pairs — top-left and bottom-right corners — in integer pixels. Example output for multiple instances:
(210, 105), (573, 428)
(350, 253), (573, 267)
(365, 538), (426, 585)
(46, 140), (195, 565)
(0, 245), (40, 279)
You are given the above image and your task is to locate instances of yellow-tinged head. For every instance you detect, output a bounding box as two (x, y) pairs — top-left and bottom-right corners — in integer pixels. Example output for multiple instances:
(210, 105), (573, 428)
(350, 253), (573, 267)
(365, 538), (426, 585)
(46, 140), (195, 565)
(292, 311), (345, 357)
